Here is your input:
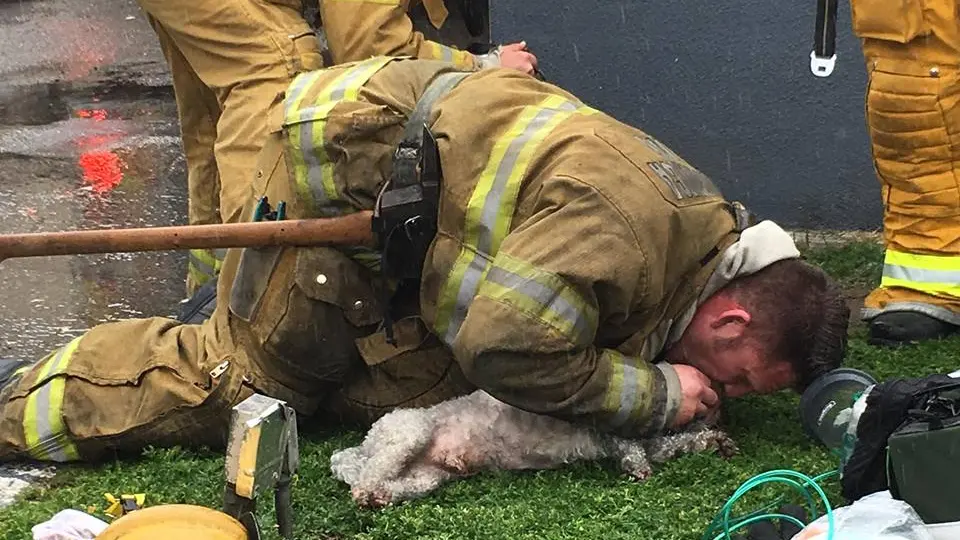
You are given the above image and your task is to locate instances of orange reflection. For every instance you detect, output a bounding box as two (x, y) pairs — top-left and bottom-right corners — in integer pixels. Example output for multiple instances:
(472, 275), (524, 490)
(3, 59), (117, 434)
(74, 108), (126, 193)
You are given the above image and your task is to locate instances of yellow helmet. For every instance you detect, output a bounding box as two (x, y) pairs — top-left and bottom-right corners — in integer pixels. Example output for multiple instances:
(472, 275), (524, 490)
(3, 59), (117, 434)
(97, 504), (248, 540)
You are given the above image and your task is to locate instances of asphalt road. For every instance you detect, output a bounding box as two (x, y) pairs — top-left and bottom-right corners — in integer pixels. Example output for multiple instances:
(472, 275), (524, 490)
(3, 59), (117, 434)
(0, 0), (185, 511)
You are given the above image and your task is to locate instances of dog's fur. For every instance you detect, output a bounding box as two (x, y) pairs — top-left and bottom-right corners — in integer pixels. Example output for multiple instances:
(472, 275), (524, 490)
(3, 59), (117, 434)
(330, 390), (738, 508)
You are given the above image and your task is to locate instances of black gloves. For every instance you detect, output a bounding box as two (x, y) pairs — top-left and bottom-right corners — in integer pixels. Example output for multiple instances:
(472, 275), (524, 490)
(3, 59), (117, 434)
(731, 504), (808, 540)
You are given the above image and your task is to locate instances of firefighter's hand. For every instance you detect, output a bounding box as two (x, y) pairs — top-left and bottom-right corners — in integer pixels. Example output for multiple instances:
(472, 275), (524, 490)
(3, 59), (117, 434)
(731, 505), (809, 540)
(498, 42), (538, 75)
(671, 364), (719, 428)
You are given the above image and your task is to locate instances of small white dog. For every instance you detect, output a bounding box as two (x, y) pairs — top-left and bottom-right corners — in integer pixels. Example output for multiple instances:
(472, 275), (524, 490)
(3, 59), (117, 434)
(330, 390), (737, 508)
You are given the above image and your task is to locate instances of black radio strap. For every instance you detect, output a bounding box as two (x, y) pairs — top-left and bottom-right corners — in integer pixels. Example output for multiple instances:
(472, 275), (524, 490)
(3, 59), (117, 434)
(373, 70), (471, 343)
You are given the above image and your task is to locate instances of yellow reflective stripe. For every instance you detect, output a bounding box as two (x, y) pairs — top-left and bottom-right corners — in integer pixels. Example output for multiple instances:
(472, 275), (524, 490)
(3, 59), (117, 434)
(291, 101), (339, 213)
(189, 249), (222, 273)
(476, 252), (597, 345)
(188, 248), (223, 286)
(284, 70), (326, 125)
(429, 42), (456, 63)
(881, 249), (960, 297)
(187, 264), (210, 288)
(434, 95), (596, 344)
(880, 277), (960, 297)
(24, 336), (82, 462)
(285, 57), (395, 216)
(326, 0), (399, 4)
(884, 249), (960, 272)
(600, 350), (649, 429)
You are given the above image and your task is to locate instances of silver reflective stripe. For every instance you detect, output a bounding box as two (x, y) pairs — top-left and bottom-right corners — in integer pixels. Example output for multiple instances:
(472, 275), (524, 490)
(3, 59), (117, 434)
(189, 252), (216, 277)
(478, 101), (577, 255)
(283, 72), (317, 119)
(298, 109), (331, 213)
(484, 265), (590, 342)
(32, 346), (71, 462)
(443, 101), (579, 344)
(329, 64), (376, 101)
(611, 360), (641, 429)
(299, 63), (388, 216)
(438, 44), (455, 63)
(883, 263), (960, 284)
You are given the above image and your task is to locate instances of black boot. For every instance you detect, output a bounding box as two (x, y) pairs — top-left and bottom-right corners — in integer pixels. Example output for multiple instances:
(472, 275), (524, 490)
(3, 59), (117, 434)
(0, 358), (31, 391)
(176, 277), (218, 324)
(868, 311), (959, 347)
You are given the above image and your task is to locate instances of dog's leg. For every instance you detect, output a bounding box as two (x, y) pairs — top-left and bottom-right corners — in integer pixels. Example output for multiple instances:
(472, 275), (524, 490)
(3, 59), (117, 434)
(361, 463), (456, 508)
(645, 421), (738, 464)
(608, 437), (654, 481)
(344, 409), (437, 503)
(330, 446), (367, 485)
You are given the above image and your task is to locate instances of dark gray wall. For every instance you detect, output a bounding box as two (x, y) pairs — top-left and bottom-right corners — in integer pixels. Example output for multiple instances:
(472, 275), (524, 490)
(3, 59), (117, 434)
(489, 1), (882, 230)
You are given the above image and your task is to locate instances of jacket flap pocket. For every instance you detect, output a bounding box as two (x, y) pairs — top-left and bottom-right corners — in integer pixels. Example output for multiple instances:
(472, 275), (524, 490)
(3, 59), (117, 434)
(293, 247), (382, 327)
(355, 317), (429, 366)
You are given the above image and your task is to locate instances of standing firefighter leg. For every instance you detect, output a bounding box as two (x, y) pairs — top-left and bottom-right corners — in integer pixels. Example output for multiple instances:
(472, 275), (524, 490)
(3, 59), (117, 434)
(134, 0), (324, 228)
(145, 19), (225, 297)
(854, 6), (960, 344)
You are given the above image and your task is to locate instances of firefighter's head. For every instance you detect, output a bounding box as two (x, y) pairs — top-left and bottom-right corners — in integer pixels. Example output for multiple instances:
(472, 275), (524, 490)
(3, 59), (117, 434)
(667, 258), (849, 399)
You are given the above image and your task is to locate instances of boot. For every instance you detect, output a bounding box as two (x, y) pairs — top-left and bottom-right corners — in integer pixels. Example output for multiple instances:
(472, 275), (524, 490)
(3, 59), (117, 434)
(176, 277), (218, 324)
(868, 311), (959, 347)
(0, 358), (31, 392)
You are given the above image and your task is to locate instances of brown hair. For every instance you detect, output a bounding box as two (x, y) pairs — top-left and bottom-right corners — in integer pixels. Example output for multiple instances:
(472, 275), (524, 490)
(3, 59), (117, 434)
(723, 258), (849, 390)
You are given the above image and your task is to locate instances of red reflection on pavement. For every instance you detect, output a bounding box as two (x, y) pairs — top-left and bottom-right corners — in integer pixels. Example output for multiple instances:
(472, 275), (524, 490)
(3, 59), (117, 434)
(76, 109), (108, 121)
(78, 150), (124, 193)
(75, 108), (126, 193)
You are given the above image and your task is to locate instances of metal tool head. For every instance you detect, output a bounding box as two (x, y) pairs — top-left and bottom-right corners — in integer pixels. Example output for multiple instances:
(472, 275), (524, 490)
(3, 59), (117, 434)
(225, 393), (299, 501)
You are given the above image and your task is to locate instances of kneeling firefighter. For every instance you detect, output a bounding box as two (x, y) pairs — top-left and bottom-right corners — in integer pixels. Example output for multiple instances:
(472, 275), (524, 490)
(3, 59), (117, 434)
(317, 0), (539, 74)
(0, 57), (845, 480)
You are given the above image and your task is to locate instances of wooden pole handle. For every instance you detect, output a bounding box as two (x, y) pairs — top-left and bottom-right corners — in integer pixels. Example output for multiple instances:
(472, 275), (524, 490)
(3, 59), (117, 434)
(0, 211), (375, 263)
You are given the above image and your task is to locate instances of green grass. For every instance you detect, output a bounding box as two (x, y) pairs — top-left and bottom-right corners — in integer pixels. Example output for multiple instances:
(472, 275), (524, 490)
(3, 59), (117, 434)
(2, 239), (954, 540)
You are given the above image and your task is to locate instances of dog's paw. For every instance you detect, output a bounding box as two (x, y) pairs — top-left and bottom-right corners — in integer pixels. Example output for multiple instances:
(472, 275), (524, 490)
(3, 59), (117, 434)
(626, 466), (654, 482)
(709, 432), (739, 459)
(619, 455), (654, 482)
(351, 485), (394, 509)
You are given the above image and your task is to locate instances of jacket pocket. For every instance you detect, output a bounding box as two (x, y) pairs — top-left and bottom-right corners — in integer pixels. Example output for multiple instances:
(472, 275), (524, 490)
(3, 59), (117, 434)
(850, 0), (929, 42)
(343, 316), (461, 409)
(232, 245), (383, 382)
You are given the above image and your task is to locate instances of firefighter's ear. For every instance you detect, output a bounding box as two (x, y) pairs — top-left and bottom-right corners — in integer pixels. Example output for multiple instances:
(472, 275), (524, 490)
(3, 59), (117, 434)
(711, 309), (751, 340)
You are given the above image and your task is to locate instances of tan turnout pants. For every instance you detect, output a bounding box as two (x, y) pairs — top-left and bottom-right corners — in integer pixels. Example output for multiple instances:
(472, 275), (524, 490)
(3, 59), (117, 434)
(140, 0), (324, 295)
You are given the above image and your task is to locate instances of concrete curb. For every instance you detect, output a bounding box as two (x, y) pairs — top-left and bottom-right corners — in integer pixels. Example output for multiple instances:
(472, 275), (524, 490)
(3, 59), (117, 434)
(787, 229), (883, 249)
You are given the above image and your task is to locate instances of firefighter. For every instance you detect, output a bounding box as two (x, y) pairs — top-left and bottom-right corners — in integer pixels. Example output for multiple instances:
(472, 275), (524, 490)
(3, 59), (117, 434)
(136, 1), (324, 297)
(319, 0), (538, 74)
(141, 1), (532, 299)
(0, 58), (849, 463)
(850, 0), (960, 345)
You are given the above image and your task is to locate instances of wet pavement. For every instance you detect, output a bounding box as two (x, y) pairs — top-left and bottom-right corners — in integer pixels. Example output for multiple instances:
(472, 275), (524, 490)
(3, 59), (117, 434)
(0, 0), (183, 361)
(0, 0), (185, 509)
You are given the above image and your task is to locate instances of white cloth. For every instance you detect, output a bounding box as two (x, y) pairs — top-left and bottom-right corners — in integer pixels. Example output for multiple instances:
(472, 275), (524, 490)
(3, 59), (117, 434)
(666, 219), (801, 346)
(31, 509), (108, 540)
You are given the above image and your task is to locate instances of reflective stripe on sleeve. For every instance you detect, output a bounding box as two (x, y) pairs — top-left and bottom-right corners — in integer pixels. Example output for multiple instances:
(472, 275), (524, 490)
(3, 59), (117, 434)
(476, 252), (597, 345)
(434, 94), (596, 345)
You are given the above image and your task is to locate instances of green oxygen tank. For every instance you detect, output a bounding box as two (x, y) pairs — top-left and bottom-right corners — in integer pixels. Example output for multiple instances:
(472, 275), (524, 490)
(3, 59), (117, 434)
(799, 368), (879, 469)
